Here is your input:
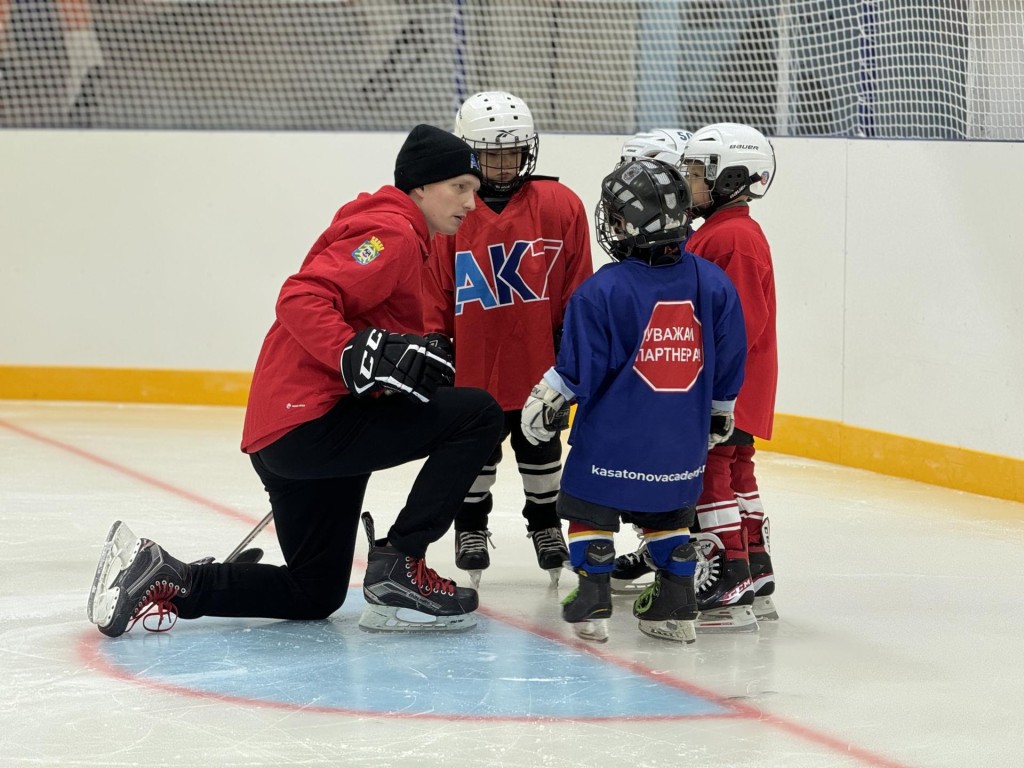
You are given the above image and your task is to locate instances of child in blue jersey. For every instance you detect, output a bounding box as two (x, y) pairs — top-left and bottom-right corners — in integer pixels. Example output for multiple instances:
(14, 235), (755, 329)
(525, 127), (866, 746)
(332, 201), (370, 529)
(521, 158), (747, 643)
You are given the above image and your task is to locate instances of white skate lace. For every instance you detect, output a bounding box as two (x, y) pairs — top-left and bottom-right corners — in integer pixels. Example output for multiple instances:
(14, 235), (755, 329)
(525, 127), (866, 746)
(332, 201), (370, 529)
(128, 580), (182, 633)
(456, 529), (493, 554)
(529, 527), (566, 555)
(406, 557), (456, 597)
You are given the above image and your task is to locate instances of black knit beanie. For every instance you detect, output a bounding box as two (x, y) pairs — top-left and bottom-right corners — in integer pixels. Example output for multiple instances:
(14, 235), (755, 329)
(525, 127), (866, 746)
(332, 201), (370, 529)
(394, 124), (482, 192)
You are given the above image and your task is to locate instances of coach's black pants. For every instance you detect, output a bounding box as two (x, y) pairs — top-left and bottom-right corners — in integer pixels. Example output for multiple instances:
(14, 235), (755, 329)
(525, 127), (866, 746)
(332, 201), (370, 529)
(176, 387), (503, 621)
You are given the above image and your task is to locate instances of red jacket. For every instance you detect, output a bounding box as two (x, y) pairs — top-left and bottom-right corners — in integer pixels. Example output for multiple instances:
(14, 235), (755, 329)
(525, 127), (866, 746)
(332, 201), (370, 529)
(423, 180), (593, 411)
(687, 206), (778, 439)
(242, 186), (430, 453)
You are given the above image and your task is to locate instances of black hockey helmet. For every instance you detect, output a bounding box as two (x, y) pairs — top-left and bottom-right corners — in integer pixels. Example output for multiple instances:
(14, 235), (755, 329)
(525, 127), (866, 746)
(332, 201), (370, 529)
(595, 158), (692, 265)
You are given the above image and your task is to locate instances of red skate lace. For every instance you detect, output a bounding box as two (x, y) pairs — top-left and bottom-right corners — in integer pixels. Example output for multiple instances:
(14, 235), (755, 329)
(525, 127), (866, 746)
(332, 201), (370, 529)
(406, 557), (455, 597)
(127, 581), (181, 633)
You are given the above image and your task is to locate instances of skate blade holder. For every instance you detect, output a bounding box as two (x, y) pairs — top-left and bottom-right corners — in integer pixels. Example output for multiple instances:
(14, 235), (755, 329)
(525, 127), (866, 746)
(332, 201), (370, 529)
(468, 569), (483, 589)
(753, 595), (779, 621)
(695, 605), (759, 634)
(637, 618), (696, 644)
(610, 577), (654, 595)
(358, 605), (477, 633)
(87, 521), (141, 625)
(571, 618), (609, 644)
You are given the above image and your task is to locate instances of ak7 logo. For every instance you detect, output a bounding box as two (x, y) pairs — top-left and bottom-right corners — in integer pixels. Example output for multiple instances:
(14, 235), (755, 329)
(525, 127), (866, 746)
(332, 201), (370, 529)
(454, 239), (563, 315)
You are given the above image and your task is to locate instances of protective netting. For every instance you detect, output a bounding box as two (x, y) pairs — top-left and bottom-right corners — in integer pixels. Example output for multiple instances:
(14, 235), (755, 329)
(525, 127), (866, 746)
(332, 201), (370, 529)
(1, 0), (1021, 138)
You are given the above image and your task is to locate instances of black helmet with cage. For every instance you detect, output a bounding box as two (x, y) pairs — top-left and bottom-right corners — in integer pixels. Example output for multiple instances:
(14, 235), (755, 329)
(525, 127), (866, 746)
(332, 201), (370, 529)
(595, 158), (693, 266)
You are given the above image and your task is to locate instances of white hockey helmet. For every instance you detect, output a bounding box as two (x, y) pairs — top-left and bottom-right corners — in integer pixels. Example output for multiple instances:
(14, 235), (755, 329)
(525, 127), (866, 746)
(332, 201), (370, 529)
(619, 128), (693, 165)
(454, 91), (538, 194)
(595, 158), (693, 266)
(680, 122), (775, 213)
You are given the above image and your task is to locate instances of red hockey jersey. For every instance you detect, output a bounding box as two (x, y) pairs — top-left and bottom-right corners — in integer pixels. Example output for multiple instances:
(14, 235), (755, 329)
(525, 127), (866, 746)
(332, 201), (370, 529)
(687, 206), (778, 439)
(242, 186), (432, 453)
(423, 180), (593, 411)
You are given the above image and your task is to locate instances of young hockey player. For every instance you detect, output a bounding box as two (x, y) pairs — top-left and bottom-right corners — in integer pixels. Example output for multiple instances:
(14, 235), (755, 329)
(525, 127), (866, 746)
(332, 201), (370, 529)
(608, 124), (780, 632)
(424, 91), (594, 587)
(87, 124), (505, 638)
(521, 158), (747, 643)
(682, 123), (779, 630)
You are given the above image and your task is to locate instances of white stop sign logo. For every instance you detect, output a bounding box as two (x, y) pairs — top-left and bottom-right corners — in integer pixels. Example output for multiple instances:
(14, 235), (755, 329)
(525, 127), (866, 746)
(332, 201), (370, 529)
(633, 300), (704, 392)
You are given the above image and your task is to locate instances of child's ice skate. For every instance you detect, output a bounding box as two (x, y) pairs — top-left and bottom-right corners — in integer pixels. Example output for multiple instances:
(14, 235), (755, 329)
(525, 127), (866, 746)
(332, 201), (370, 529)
(610, 528), (654, 593)
(633, 570), (698, 643)
(360, 512), (478, 632)
(748, 517), (778, 620)
(527, 526), (569, 586)
(454, 528), (493, 588)
(561, 540), (614, 643)
(88, 520), (192, 637)
(694, 532), (758, 633)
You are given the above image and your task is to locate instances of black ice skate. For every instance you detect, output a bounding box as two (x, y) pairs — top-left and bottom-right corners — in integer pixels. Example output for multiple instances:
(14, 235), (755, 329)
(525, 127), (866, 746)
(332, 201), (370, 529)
(610, 528), (655, 593)
(749, 517), (778, 620)
(694, 532), (758, 633)
(454, 528), (494, 588)
(87, 520), (192, 637)
(561, 540), (614, 643)
(632, 542), (698, 643)
(527, 526), (569, 586)
(360, 512), (478, 632)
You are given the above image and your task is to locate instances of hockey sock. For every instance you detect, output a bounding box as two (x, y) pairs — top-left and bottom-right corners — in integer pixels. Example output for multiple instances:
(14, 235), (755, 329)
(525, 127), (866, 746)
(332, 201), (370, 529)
(566, 522), (614, 573)
(643, 529), (695, 576)
(697, 444), (747, 558)
(732, 443), (767, 550)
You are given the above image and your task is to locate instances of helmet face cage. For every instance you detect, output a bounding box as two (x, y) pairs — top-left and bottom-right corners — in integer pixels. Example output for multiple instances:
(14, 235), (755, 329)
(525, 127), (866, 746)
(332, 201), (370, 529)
(681, 123), (775, 215)
(619, 128), (693, 166)
(454, 91), (539, 194)
(595, 158), (692, 264)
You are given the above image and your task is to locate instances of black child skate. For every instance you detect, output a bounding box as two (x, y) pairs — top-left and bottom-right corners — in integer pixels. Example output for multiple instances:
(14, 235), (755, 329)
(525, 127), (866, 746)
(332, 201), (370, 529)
(527, 526), (569, 587)
(632, 542), (699, 643)
(561, 540), (614, 643)
(360, 512), (479, 632)
(87, 520), (192, 637)
(748, 516), (779, 620)
(454, 528), (493, 588)
(694, 532), (758, 633)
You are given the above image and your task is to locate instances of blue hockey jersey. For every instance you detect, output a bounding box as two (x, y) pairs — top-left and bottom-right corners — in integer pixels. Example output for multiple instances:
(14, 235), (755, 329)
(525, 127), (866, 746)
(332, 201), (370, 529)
(554, 249), (747, 513)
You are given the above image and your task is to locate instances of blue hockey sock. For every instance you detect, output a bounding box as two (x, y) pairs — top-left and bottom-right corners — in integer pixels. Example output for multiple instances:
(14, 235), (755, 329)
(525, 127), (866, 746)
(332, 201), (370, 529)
(644, 529), (695, 576)
(567, 522), (615, 573)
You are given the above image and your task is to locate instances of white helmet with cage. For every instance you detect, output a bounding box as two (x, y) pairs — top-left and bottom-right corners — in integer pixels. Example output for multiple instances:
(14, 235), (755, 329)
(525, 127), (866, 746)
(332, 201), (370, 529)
(454, 91), (539, 194)
(680, 122), (775, 214)
(620, 128), (693, 165)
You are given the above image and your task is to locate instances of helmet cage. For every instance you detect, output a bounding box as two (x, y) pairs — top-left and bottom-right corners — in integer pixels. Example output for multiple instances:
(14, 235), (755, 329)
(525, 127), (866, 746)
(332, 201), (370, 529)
(596, 158), (692, 265)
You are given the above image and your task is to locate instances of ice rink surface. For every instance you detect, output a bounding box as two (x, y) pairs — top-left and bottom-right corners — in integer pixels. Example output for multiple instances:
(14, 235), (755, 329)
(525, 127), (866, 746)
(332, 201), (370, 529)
(2, 400), (1021, 768)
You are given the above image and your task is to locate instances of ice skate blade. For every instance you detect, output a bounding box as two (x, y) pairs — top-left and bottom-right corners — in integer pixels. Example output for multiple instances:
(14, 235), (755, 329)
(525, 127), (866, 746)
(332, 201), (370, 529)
(610, 577), (652, 595)
(696, 604), (759, 634)
(468, 570), (482, 589)
(570, 618), (609, 643)
(358, 605), (477, 633)
(87, 521), (140, 625)
(638, 618), (696, 644)
(753, 595), (779, 621)
(546, 568), (562, 587)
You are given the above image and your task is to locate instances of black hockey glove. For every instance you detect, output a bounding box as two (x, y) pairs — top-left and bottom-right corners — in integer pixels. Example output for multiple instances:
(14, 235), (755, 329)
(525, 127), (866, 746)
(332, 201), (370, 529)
(708, 409), (735, 449)
(341, 327), (455, 403)
(425, 332), (455, 368)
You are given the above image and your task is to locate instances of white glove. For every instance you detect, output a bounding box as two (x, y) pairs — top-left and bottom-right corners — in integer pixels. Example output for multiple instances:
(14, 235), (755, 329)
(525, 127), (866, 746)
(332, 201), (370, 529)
(708, 409), (735, 449)
(521, 380), (568, 446)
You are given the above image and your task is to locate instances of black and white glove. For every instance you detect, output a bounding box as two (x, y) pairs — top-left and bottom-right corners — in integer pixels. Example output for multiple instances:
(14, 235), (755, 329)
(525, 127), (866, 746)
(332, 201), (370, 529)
(341, 327), (454, 403)
(708, 409), (735, 449)
(425, 332), (454, 367)
(521, 379), (568, 446)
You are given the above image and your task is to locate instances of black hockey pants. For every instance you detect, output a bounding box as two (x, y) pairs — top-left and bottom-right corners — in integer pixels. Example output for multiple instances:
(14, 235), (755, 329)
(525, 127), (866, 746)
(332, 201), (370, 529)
(175, 387), (503, 621)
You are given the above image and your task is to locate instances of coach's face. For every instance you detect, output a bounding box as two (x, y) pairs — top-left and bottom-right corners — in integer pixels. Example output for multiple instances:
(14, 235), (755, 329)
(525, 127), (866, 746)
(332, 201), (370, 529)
(412, 174), (480, 236)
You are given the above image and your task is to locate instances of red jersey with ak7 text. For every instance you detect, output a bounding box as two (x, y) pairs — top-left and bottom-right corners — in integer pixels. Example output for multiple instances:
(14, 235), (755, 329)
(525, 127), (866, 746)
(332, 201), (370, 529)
(423, 179), (593, 411)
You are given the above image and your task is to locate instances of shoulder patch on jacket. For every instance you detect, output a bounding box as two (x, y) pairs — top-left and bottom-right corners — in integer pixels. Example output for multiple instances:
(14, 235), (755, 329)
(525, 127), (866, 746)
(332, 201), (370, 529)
(352, 236), (384, 265)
